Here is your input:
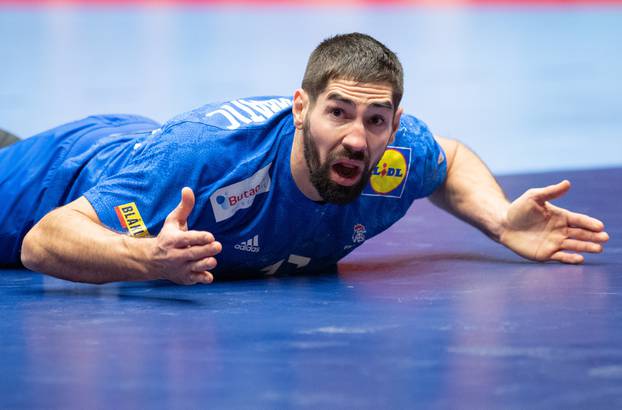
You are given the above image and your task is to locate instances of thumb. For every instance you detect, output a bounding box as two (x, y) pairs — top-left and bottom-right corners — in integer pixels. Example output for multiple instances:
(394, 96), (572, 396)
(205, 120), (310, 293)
(532, 180), (571, 203)
(165, 187), (195, 227)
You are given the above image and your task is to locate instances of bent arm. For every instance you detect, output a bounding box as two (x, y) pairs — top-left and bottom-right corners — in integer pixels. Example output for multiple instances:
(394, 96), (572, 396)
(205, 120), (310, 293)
(21, 197), (153, 284)
(428, 136), (608, 263)
(429, 136), (509, 241)
(21, 188), (221, 284)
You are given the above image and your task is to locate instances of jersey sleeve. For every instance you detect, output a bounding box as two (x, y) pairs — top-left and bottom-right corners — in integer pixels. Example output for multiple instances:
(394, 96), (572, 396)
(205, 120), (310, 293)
(82, 121), (225, 237)
(401, 115), (447, 199)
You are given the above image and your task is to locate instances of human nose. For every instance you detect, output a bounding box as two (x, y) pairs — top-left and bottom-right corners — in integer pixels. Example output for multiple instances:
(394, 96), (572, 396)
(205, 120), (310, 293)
(342, 120), (367, 153)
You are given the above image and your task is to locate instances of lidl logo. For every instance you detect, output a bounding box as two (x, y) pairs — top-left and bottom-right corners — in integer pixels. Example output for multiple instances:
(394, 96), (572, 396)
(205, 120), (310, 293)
(362, 147), (411, 198)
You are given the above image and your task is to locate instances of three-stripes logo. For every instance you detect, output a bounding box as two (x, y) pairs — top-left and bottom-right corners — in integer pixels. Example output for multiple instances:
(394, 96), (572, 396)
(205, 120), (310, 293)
(234, 235), (260, 253)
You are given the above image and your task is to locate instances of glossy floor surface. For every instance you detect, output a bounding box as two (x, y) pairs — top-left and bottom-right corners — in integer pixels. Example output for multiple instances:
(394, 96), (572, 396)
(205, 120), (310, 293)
(1, 168), (621, 408)
(1, 4), (622, 409)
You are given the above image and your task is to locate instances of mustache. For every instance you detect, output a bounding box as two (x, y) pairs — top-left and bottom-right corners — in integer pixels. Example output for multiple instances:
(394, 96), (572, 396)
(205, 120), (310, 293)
(330, 146), (367, 162)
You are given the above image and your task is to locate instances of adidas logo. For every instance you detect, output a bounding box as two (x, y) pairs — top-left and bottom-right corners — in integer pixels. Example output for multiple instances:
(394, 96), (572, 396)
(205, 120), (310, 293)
(234, 235), (260, 253)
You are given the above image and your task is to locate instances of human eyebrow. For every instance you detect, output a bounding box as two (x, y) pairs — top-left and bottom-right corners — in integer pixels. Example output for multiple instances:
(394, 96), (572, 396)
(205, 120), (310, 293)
(370, 101), (394, 111)
(326, 92), (355, 107)
(326, 92), (393, 111)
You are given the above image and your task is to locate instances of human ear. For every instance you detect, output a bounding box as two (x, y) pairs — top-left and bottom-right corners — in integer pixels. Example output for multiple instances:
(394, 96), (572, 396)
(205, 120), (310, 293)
(389, 107), (403, 144)
(292, 89), (309, 130)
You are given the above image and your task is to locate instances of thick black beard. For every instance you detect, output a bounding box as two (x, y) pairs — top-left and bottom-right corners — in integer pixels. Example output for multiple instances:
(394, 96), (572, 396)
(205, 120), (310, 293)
(302, 120), (371, 205)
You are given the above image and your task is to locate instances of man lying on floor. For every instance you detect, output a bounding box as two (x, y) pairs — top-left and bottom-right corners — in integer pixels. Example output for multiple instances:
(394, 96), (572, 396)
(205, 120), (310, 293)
(0, 33), (609, 285)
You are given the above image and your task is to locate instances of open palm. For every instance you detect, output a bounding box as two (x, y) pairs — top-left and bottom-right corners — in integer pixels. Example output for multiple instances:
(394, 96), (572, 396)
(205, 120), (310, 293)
(501, 180), (609, 264)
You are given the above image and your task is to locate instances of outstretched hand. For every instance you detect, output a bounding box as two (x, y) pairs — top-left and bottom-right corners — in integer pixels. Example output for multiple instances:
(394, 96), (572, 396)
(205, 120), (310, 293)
(148, 187), (222, 284)
(500, 180), (609, 264)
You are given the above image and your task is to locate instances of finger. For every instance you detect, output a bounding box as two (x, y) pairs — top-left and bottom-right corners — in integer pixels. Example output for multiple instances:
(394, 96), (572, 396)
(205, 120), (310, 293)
(532, 180), (571, 203)
(550, 251), (584, 264)
(184, 241), (223, 261)
(564, 211), (605, 232)
(565, 228), (610, 243)
(165, 187), (195, 227)
(561, 238), (603, 254)
(545, 203), (606, 232)
(173, 230), (215, 248)
(188, 271), (214, 285)
(189, 257), (218, 272)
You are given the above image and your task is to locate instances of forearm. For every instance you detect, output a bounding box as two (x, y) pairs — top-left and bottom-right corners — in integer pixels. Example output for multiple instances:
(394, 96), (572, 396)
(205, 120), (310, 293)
(430, 138), (509, 241)
(21, 206), (153, 284)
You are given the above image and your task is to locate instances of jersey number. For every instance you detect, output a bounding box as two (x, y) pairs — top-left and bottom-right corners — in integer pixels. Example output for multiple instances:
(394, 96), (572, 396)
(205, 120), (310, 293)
(261, 254), (311, 276)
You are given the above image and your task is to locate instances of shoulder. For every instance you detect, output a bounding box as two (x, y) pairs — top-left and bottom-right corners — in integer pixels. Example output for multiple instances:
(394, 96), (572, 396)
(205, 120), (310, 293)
(141, 96), (294, 169)
(396, 114), (435, 146)
(363, 113), (446, 200)
(393, 113), (444, 165)
(163, 96), (293, 133)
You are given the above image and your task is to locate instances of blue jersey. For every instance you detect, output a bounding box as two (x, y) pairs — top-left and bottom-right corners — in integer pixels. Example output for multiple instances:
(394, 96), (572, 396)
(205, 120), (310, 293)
(0, 96), (447, 277)
(0, 114), (160, 264)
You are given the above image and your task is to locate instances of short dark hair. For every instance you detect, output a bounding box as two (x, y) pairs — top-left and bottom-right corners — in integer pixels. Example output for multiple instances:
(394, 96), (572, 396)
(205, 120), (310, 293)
(302, 33), (404, 108)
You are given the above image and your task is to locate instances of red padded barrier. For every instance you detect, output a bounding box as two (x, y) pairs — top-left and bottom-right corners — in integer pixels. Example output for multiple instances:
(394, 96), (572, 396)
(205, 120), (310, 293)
(0, 0), (621, 6)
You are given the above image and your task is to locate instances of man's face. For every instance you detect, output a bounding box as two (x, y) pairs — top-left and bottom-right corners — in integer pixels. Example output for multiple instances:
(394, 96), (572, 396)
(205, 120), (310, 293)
(300, 79), (401, 204)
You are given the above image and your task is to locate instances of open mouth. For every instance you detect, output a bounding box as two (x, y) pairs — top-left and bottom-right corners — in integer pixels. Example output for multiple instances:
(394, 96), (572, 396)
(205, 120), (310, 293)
(331, 160), (362, 186)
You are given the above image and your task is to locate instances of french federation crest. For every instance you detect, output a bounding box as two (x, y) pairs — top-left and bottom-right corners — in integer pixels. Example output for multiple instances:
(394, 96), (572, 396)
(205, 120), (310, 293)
(352, 224), (367, 244)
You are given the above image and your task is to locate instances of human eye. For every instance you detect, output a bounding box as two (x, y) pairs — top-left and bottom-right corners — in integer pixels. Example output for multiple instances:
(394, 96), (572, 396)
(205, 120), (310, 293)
(328, 107), (344, 118)
(369, 115), (386, 127)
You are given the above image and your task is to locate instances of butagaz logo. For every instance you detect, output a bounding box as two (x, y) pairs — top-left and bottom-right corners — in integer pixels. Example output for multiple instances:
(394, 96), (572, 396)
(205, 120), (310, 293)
(205, 98), (293, 130)
(210, 163), (272, 222)
(114, 202), (150, 237)
(235, 235), (260, 253)
(362, 146), (411, 198)
(352, 224), (367, 244)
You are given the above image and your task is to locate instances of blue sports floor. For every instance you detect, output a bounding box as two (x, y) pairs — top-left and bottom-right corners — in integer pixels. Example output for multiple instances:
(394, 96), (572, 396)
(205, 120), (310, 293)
(1, 4), (622, 408)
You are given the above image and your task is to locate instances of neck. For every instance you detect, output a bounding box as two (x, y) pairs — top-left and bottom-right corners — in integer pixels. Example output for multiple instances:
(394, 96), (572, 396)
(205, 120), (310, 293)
(290, 128), (323, 201)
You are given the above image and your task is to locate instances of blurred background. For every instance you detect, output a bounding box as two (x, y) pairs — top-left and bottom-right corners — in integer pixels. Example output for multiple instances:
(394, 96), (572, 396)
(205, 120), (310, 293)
(0, 0), (620, 174)
(1, 3), (621, 408)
